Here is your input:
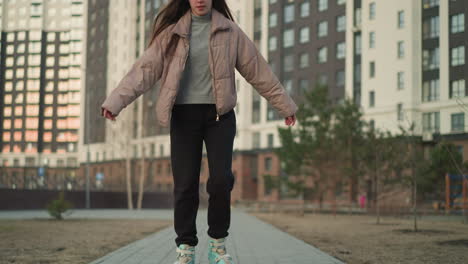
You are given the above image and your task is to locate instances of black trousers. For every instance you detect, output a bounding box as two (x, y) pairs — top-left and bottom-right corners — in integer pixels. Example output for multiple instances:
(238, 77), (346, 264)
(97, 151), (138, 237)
(170, 103), (236, 247)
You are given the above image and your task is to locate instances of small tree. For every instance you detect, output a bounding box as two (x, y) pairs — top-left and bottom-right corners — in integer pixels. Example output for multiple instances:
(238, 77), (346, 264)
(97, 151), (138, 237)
(276, 85), (338, 209)
(395, 123), (430, 232)
(46, 191), (73, 220)
(333, 97), (368, 205)
(361, 127), (399, 224)
(423, 141), (464, 199)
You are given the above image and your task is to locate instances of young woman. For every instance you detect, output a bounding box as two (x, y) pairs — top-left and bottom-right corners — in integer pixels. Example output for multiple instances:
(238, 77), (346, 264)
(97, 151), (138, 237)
(101, 0), (298, 263)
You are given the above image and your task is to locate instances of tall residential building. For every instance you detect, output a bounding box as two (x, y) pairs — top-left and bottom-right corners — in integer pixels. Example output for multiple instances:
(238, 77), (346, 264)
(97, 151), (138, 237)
(267, 0), (346, 106)
(0, 0), (84, 171)
(346, 0), (468, 143)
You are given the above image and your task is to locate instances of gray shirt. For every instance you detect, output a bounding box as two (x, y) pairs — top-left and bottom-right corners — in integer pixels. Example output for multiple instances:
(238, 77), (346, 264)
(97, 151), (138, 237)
(174, 10), (215, 105)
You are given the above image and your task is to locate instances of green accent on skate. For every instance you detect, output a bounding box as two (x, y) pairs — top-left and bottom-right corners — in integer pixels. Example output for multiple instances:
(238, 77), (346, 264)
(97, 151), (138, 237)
(208, 237), (234, 264)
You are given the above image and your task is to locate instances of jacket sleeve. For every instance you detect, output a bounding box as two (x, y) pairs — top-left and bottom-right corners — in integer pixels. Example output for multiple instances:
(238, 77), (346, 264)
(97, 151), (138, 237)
(234, 25), (298, 118)
(101, 34), (165, 116)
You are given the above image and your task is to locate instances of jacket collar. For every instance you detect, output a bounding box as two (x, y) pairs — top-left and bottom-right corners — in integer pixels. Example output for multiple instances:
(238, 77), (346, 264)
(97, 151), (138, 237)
(171, 8), (231, 38)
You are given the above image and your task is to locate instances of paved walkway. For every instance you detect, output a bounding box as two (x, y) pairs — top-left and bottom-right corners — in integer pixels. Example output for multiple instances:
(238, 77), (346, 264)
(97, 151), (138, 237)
(0, 208), (345, 263)
(88, 209), (345, 264)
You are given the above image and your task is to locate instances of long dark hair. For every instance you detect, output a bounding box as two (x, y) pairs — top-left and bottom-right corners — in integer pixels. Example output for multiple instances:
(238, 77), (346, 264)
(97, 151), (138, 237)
(148, 0), (235, 57)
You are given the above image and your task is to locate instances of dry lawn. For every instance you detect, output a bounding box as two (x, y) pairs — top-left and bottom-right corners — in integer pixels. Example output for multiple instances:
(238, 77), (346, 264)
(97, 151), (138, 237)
(0, 218), (172, 264)
(253, 212), (468, 264)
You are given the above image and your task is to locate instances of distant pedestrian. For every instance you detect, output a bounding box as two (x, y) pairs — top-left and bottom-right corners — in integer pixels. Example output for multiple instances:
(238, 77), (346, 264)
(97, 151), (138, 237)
(359, 194), (367, 209)
(101, 0), (298, 263)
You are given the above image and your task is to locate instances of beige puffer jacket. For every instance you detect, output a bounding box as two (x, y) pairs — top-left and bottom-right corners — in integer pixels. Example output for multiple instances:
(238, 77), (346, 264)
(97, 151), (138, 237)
(101, 8), (298, 127)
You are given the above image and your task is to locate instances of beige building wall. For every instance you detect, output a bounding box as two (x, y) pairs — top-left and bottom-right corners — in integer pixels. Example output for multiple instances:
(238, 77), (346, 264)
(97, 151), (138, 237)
(2, 0), (84, 168)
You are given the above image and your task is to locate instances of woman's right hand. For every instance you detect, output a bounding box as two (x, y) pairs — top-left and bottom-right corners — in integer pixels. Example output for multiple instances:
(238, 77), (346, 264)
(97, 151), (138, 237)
(101, 107), (117, 121)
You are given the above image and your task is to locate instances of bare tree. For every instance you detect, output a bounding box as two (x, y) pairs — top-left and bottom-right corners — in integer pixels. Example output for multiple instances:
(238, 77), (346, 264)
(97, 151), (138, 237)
(137, 145), (146, 209)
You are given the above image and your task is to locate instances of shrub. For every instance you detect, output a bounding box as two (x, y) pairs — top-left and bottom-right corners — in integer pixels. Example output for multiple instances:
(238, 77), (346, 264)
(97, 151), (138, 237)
(46, 191), (73, 220)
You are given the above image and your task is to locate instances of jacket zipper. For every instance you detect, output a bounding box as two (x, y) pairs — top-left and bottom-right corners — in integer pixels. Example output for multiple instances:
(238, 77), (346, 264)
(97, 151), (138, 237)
(168, 38), (190, 124)
(209, 30), (220, 122)
(170, 28), (226, 124)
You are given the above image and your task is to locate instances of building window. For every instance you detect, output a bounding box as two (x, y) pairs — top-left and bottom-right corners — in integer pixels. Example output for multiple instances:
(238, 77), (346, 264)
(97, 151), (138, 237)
(299, 79), (309, 93)
(299, 27), (310, 43)
(283, 54), (294, 72)
(337, 15), (346, 32)
(7, 32), (15, 42)
(397, 41), (404, 59)
(397, 103), (404, 121)
(451, 46), (465, 66)
(369, 2), (376, 20)
(300, 1), (310, 17)
(422, 112), (440, 132)
(265, 157), (272, 171)
(317, 73), (328, 86)
(355, 34), (362, 54)
(397, 72), (404, 90)
(284, 4), (294, 23)
(369, 91), (375, 107)
(451, 13), (465, 34)
(268, 36), (277, 51)
(369, 31), (375, 48)
(318, 0), (328, 12)
(337, 0), (346, 5)
(336, 70), (345, 87)
(284, 79), (293, 93)
(353, 6), (362, 26)
(252, 132), (260, 149)
(398, 10), (404, 28)
(450, 79), (466, 98)
(299, 52), (309, 68)
(318, 47), (328, 63)
(422, 79), (440, 102)
(17, 43), (26, 53)
(6, 45), (14, 55)
(336, 42), (345, 59)
(355, 63), (361, 83)
(160, 144), (164, 156)
(318, 21), (328, 38)
(269, 13), (277, 28)
(369, 61), (375, 78)
(422, 47), (439, 70)
(451, 113), (465, 132)
(283, 30), (295, 48)
(423, 0), (439, 9)
(423, 16), (439, 39)
(252, 91), (261, 123)
(267, 133), (274, 148)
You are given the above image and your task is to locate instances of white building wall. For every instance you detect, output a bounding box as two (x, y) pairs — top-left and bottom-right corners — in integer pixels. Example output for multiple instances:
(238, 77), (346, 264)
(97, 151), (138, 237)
(348, 0), (467, 136)
(359, 0), (421, 134)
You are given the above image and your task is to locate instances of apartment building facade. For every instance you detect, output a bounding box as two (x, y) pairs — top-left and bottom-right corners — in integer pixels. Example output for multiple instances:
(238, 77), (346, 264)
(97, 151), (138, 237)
(346, 0), (467, 150)
(0, 0), (85, 189)
(13, 0), (465, 206)
(1, 0), (357, 204)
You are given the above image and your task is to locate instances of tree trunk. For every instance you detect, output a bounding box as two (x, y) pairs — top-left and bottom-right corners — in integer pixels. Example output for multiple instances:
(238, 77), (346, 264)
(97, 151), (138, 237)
(137, 145), (146, 209)
(412, 144), (418, 232)
(126, 148), (133, 210)
(464, 178), (467, 224)
(413, 177), (418, 231)
(375, 151), (381, 225)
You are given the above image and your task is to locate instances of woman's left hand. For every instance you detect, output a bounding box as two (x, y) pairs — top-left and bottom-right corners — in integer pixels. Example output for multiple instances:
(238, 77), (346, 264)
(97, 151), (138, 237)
(285, 114), (296, 126)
